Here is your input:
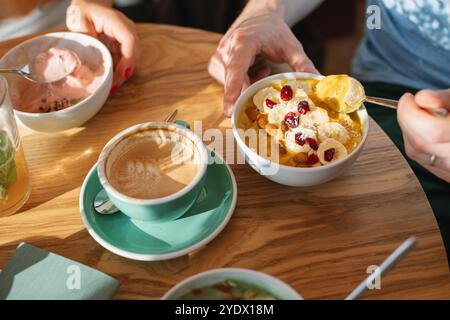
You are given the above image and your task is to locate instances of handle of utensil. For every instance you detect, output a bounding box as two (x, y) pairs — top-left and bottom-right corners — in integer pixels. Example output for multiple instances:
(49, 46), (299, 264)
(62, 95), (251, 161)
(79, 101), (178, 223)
(0, 68), (21, 75)
(345, 236), (417, 300)
(164, 109), (191, 129)
(165, 109), (178, 122)
(365, 96), (399, 110)
(365, 96), (448, 117)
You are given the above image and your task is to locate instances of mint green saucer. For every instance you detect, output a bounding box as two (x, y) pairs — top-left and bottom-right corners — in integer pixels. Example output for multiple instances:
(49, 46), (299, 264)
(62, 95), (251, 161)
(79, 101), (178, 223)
(79, 152), (237, 261)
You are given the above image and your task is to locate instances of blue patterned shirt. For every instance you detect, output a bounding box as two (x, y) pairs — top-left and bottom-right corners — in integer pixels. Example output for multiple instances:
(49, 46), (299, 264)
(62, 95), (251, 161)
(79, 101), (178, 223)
(352, 0), (450, 89)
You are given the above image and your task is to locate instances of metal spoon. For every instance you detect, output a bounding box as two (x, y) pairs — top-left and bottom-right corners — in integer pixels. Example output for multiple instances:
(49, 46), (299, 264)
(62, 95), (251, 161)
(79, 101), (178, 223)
(365, 96), (448, 117)
(0, 61), (78, 84)
(93, 109), (179, 215)
(315, 75), (448, 117)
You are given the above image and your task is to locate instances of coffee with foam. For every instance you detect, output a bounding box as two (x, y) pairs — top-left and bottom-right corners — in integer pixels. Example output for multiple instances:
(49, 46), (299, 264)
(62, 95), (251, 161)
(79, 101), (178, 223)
(106, 128), (200, 200)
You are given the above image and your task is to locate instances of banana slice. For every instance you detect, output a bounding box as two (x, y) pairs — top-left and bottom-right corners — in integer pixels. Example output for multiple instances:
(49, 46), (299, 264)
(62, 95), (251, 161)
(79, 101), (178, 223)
(295, 80), (313, 95)
(253, 87), (280, 112)
(286, 96), (316, 110)
(285, 127), (316, 154)
(317, 122), (349, 144)
(317, 138), (348, 164)
(299, 107), (328, 128)
(267, 101), (298, 125)
(284, 80), (313, 96)
(308, 107), (329, 126)
(314, 75), (365, 113)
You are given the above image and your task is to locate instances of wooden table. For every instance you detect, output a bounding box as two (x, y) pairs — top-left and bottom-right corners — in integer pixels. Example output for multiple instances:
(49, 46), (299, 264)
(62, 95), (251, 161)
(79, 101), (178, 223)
(0, 24), (449, 300)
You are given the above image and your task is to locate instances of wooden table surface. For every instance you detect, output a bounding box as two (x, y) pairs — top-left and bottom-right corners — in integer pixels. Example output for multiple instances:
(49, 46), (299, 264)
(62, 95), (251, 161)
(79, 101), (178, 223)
(0, 24), (449, 300)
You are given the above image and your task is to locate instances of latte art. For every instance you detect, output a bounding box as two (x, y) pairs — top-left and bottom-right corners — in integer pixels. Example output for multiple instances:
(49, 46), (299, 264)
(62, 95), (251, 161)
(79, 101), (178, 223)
(107, 129), (200, 199)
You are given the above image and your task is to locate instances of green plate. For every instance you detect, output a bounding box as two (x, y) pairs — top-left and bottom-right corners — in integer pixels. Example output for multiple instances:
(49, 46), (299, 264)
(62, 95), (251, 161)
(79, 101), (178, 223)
(79, 152), (237, 261)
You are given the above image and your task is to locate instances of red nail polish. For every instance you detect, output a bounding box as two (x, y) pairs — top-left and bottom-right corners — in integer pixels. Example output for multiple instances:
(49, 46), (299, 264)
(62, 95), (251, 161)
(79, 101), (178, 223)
(124, 67), (132, 79)
(109, 85), (118, 96)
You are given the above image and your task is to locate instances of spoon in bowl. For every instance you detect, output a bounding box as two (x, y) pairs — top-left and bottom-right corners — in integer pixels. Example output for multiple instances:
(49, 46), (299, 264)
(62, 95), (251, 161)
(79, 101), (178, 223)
(0, 47), (81, 84)
(314, 75), (448, 117)
(93, 108), (179, 215)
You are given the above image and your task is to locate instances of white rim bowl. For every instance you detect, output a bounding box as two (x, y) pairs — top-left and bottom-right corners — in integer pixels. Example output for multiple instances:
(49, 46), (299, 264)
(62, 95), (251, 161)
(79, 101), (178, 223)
(231, 72), (370, 186)
(0, 32), (113, 132)
(162, 268), (302, 300)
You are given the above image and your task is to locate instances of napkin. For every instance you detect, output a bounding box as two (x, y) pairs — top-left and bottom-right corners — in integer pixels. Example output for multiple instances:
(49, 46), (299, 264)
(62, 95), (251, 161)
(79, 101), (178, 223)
(0, 242), (119, 300)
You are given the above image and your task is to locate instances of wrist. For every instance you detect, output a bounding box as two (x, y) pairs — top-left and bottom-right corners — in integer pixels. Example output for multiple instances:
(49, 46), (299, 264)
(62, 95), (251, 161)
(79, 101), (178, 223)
(243, 0), (286, 20)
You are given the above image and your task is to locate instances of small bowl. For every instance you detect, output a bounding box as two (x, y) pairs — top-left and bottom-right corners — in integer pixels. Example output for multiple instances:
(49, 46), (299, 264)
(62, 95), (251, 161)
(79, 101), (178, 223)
(231, 72), (370, 187)
(162, 268), (302, 300)
(0, 32), (113, 132)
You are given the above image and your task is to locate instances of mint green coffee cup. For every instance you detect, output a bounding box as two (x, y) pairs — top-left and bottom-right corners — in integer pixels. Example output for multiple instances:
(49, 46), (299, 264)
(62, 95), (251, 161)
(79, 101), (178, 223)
(97, 122), (208, 223)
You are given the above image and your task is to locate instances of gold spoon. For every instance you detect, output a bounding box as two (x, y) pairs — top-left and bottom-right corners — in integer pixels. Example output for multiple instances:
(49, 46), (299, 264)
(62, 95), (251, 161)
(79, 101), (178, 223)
(315, 75), (448, 117)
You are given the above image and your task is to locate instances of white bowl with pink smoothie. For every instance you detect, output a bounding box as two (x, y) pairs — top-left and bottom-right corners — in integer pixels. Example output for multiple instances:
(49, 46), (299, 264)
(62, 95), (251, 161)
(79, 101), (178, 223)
(0, 32), (113, 132)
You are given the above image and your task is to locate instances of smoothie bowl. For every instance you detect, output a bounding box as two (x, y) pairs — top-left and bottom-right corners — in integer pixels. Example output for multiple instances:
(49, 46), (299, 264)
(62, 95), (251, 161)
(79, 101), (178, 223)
(162, 268), (302, 300)
(232, 72), (369, 187)
(0, 32), (113, 132)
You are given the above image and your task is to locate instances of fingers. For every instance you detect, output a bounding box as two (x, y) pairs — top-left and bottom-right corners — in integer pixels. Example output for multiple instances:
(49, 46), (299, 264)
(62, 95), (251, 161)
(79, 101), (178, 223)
(398, 93), (450, 143)
(399, 92), (450, 182)
(67, 3), (139, 94)
(282, 32), (319, 74)
(208, 53), (226, 85)
(222, 41), (257, 117)
(415, 89), (450, 110)
(66, 4), (97, 37)
(404, 134), (450, 179)
(403, 129), (450, 159)
(101, 11), (139, 88)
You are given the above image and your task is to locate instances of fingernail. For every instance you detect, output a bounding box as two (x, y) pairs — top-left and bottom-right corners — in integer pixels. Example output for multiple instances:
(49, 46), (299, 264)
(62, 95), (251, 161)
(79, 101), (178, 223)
(124, 67), (132, 79)
(109, 85), (118, 96)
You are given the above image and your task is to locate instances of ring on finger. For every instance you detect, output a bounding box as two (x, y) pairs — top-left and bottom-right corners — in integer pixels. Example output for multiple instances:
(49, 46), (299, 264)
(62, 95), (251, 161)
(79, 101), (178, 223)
(430, 154), (438, 167)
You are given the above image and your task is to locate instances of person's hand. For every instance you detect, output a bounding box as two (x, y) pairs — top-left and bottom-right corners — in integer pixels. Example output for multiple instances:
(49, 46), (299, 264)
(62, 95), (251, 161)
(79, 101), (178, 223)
(397, 89), (450, 182)
(209, 8), (318, 117)
(66, 0), (139, 95)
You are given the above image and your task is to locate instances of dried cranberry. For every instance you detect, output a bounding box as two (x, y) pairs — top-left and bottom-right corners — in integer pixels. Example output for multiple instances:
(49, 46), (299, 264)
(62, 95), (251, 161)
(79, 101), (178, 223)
(192, 289), (203, 296)
(297, 100), (310, 114)
(307, 154), (319, 165)
(280, 85), (293, 101)
(295, 132), (306, 146)
(265, 98), (276, 109)
(284, 112), (299, 128)
(213, 284), (231, 293)
(324, 148), (336, 162)
(306, 138), (318, 151)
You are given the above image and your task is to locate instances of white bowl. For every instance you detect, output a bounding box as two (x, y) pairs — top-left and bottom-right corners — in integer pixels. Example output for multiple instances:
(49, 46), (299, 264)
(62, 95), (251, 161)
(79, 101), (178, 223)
(162, 268), (302, 300)
(0, 32), (113, 132)
(231, 72), (370, 187)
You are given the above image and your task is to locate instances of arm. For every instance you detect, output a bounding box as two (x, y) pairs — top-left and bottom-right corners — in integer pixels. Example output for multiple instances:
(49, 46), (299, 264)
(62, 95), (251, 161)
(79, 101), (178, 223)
(208, 0), (324, 116)
(67, 0), (139, 94)
(244, 0), (324, 27)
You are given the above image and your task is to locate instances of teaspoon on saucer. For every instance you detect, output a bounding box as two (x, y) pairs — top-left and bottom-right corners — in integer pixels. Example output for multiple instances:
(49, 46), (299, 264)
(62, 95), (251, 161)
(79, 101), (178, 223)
(93, 108), (179, 215)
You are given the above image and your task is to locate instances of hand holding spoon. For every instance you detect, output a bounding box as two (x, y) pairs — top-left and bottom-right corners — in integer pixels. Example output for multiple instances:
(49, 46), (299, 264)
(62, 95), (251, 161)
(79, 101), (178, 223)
(314, 75), (448, 117)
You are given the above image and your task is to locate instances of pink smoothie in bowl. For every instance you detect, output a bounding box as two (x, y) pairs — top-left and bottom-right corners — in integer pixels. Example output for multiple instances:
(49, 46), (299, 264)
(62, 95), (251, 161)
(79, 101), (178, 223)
(17, 47), (104, 113)
(0, 32), (112, 132)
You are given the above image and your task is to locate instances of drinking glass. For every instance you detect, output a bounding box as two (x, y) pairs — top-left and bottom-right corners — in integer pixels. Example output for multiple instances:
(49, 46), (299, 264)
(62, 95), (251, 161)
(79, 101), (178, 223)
(0, 76), (31, 215)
